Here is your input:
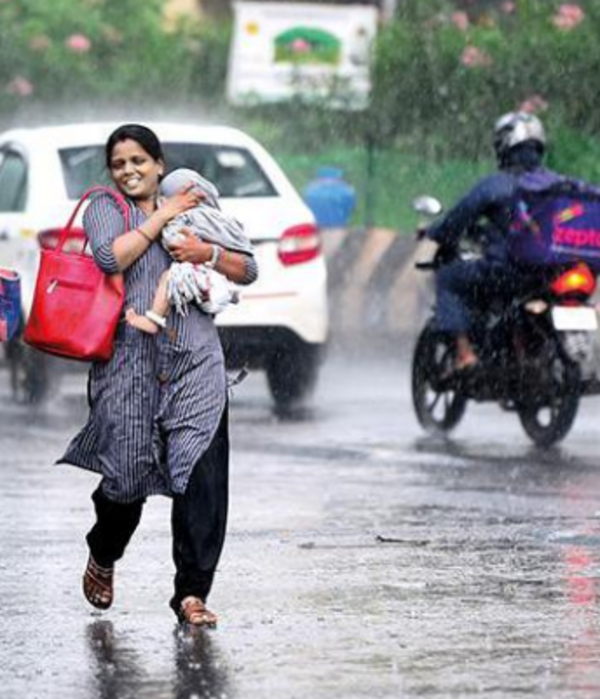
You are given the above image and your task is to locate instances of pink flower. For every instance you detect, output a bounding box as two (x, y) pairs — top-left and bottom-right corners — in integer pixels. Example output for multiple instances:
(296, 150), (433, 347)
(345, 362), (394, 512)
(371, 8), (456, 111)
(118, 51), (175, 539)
(65, 33), (92, 53)
(500, 1), (516, 13)
(29, 35), (52, 52)
(291, 38), (311, 54)
(552, 4), (585, 30)
(451, 11), (470, 32)
(519, 94), (549, 114)
(6, 76), (34, 97)
(460, 45), (492, 68)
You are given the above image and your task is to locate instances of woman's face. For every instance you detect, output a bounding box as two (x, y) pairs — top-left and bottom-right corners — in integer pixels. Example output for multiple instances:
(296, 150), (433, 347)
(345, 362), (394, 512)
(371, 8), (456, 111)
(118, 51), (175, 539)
(108, 138), (164, 201)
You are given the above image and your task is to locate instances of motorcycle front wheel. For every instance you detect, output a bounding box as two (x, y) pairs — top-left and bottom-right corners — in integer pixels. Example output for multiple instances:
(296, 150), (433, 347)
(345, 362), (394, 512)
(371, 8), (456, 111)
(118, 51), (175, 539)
(412, 322), (468, 434)
(517, 336), (580, 448)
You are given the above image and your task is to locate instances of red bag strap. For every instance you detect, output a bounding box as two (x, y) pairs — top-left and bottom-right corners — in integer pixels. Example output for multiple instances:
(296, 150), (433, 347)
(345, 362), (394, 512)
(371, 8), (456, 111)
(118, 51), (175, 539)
(57, 185), (131, 252)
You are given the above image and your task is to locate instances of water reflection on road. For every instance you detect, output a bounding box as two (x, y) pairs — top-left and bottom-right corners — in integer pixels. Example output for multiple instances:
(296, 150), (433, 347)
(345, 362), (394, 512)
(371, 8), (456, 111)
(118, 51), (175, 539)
(86, 621), (231, 699)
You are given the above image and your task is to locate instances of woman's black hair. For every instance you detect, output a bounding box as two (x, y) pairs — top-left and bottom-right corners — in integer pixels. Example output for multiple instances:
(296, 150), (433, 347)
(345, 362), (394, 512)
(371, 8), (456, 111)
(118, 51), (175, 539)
(105, 123), (164, 168)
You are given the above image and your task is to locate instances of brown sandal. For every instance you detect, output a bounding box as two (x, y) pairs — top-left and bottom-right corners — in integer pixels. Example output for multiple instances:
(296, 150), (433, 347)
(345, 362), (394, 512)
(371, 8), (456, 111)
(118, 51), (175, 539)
(83, 555), (114, 610)
(179, 596), (218, 627)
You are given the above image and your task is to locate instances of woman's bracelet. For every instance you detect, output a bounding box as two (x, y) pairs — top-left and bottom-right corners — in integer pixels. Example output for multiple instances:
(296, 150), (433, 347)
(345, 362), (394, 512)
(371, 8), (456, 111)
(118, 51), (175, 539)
(207, 244), (222, 269)
(134, 227), (154, 244)
(145, 310), (167, 329)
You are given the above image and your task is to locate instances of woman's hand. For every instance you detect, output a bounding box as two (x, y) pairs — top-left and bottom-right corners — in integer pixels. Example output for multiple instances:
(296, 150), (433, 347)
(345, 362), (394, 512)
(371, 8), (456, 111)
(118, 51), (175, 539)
(113, 187), (205, 272)
(170, 229), (253, 284)
(112, 184), (207, 272)
(159, 184), (205, 223)
(169, 228), (212, 264)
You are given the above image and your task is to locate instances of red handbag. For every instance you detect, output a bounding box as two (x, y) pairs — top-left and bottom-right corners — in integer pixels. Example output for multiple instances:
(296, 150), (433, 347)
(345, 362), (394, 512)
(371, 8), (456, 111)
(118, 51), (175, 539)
(24, 186), (128, 362)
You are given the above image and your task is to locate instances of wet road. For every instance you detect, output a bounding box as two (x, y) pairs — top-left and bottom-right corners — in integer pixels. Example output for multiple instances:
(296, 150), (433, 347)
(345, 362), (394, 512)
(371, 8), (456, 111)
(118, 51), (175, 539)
(1, 352), (600, 698)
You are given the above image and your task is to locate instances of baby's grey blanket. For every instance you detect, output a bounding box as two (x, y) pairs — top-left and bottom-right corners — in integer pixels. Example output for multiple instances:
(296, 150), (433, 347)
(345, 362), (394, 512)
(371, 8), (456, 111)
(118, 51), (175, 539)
(160, 168), (253, 255)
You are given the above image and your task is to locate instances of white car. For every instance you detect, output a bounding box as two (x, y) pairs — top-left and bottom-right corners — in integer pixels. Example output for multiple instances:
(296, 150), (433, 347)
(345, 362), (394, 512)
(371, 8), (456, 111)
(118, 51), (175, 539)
(0, 122), (329, 409)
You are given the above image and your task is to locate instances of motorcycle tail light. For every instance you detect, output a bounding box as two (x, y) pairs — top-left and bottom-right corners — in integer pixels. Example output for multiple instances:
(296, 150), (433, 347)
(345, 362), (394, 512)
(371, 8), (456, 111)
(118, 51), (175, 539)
(38, 227), (87, 254)
(551, 263), (597, 299)
(278, 223), (321, 266)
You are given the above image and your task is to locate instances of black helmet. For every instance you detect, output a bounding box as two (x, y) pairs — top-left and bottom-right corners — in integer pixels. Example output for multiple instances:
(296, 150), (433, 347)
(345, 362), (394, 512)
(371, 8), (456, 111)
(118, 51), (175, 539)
(493, 112), (546, 161)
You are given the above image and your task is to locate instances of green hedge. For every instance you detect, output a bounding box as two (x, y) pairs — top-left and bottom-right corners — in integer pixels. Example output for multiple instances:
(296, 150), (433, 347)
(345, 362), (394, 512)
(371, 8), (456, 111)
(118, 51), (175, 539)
(0, 0), (231, 128)
(371, 0), (600, 163)
(277, 145), (492, 231)
(3, 0), (600, 166)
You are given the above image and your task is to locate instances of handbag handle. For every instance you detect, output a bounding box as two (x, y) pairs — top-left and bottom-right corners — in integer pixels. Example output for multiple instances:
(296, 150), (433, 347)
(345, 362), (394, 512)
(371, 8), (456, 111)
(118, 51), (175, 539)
(57, 186), (131, 253)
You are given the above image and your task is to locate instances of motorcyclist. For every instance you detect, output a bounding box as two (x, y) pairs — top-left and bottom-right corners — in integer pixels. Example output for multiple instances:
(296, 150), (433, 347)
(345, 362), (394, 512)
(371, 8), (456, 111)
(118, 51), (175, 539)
(423, 111), (556, 374)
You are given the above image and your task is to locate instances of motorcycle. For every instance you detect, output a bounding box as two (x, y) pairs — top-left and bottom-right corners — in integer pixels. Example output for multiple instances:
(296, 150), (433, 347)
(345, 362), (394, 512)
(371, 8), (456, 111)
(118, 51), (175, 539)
(411, 195), (600, 448)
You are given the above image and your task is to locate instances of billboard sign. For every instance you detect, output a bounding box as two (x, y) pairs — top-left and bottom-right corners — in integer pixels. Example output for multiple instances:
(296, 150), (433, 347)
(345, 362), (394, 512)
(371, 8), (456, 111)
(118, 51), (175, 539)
(227, 2), (378, 109)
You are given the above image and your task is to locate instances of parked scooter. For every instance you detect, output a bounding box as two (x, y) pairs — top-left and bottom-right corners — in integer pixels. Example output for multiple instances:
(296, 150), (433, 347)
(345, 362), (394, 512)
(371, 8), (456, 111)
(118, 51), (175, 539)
(412, 195), (600, 447)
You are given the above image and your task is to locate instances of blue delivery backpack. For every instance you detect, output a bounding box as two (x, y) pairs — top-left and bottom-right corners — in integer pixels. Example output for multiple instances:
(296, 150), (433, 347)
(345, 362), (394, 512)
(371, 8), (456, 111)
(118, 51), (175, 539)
(508, 170), (600, 271)
(0, 268), (21, 342)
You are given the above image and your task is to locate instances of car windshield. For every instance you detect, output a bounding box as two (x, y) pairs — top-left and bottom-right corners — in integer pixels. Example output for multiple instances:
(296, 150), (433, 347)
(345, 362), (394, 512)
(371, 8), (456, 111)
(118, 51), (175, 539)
(59, 142), (278, 200)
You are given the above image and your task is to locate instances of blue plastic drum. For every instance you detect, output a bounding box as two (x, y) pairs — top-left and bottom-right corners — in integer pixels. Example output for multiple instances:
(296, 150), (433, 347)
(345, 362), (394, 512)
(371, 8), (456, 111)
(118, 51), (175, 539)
(304, 167), (356, 228)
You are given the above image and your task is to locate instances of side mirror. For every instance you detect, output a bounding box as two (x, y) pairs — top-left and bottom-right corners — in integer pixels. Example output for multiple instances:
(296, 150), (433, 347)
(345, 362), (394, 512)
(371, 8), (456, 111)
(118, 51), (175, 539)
(412, 195), (443, 217)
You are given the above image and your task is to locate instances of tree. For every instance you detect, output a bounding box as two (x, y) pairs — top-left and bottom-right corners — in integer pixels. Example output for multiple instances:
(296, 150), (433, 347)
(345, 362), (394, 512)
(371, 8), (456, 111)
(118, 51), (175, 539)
(0, 0), (226, 124)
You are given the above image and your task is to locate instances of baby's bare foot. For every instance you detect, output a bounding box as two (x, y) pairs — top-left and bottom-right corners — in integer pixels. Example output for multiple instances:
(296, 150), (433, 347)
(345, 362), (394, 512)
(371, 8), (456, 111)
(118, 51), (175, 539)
(125, 308), (160, 335)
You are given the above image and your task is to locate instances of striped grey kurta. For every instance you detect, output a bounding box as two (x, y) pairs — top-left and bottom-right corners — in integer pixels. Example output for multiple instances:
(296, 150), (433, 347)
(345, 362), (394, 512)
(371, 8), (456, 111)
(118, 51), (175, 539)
(60, 193), (229, 503)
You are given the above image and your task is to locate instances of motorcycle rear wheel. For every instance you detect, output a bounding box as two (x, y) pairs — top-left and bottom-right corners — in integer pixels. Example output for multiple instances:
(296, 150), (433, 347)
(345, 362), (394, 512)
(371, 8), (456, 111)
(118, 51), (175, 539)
(517, 338), (580, 448)
(412, 323), (468, 433)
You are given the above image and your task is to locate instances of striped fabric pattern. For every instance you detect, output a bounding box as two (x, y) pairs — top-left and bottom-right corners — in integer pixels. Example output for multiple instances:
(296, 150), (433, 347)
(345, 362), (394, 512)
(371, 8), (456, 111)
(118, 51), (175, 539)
(59, 193), (235, 503)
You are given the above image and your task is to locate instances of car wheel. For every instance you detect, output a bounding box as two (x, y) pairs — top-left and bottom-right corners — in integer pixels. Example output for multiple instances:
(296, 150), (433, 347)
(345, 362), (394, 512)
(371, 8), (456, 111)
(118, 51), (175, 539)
(266, 343), (322, 412)
(6, 340), (53, 404)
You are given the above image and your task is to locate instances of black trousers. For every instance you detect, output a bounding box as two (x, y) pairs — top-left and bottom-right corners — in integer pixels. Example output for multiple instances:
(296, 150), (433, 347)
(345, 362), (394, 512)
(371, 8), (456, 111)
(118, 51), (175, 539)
(86, 408), (229, 611)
